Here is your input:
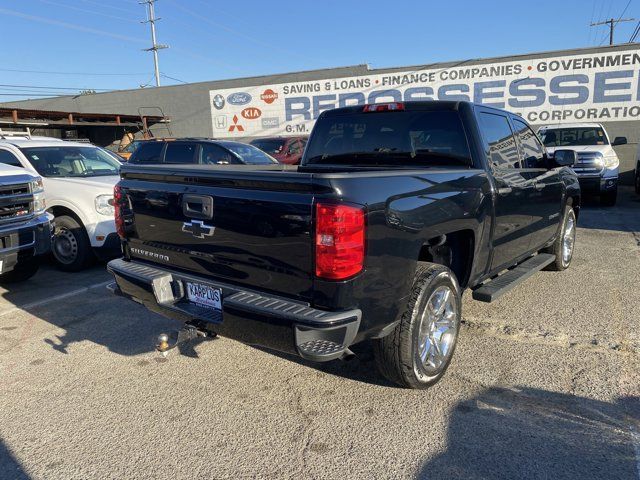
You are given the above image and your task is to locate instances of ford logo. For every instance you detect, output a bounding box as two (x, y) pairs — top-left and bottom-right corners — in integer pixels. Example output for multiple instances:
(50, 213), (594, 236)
(227, 92), (252, 106)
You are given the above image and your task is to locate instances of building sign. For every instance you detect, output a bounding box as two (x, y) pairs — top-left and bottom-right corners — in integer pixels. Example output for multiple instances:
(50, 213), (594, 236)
(210, 49), (640, 137)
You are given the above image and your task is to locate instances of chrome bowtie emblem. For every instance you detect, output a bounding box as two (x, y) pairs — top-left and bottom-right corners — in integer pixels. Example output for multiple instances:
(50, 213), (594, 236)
(182, 220), (215, 239)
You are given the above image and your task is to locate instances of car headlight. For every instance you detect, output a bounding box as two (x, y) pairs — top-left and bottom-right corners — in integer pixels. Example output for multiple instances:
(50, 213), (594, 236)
(29, 177), (44, 194)
(95, 194), (115, 216)
(604, 156), (619, 168)
(30, 177), (46, 214)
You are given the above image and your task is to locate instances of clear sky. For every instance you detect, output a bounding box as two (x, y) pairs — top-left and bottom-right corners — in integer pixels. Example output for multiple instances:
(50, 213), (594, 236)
(0, 0), (638, 99)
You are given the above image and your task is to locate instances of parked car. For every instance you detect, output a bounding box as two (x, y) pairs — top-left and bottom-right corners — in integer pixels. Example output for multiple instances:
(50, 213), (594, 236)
(0, 161), (52, 282)
(0, 136), (121, 271)
(250, 136), (308, 165)
(128, 138), (278, 165)
(538, 123), (624, 206)
(108, 101), (579, 389)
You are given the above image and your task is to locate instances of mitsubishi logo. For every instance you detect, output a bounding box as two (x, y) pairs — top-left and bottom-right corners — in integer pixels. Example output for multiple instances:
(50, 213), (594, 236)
(182, 220), (215, 239)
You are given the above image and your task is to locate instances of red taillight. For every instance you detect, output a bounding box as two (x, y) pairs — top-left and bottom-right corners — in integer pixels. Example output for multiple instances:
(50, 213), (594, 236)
(363, 102), (405, 112)
(315, 203), (365, 280)
(114, 185), (126, 239)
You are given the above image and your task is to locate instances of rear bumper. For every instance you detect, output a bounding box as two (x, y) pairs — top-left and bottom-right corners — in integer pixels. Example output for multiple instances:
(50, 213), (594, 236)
(107, 258), (361, 362)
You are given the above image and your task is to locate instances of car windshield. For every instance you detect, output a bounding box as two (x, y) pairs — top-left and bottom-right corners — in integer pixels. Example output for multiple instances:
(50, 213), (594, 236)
(20, 146), (120, 177)
(304, 109), (472, 167)
(223, 143), (278, 164)
(251, 139), (287, 155)
(539, 127), (608, 147)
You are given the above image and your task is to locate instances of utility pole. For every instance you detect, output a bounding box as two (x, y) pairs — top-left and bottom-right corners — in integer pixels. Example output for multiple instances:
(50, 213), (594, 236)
(591, 17), (636, 45)
(140, 0), (168, 87)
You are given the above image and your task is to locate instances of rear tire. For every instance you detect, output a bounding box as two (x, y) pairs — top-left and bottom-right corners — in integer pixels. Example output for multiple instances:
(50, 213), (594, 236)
(544, 205), (576, 271)
(600, 188), (617, 207)
(373, 263), (461, 389)
(0, 256), (40, 283)
(52, 215), (93, 272)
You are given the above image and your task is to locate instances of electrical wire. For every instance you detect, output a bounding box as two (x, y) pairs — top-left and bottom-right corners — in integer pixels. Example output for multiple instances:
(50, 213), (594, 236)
(35, 0), (138, 23)
(0, 84), (111, 91)
(160, 73), (188, 84)
(0, 68), (148, 76)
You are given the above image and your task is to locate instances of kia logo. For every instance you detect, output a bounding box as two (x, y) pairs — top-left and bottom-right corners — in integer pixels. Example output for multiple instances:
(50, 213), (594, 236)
(260, 89), (278, 104)
(227, 92), (252, 106)
(241, 107), (262, 120)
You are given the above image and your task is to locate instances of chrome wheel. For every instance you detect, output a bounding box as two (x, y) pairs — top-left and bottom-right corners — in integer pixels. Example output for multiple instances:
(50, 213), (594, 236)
(53, 228), (78, 265)
(416, 285), (458, 376)
(562, 213), (576, 266)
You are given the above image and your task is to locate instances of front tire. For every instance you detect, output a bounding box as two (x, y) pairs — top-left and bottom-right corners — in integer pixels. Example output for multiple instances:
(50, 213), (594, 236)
(544, 205), (576, 271)
(0, 256), (40, 283)
(52, 215), (93, 272)
(374, 263), (461, 389)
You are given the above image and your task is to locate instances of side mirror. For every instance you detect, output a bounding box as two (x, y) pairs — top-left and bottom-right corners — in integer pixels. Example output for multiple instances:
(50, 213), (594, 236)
(612, 136), (627, 146)
(553, 149), (577, 167)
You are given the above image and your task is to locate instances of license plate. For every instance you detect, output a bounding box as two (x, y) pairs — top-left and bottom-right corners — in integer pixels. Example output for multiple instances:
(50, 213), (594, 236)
(186, 282), (222, 310)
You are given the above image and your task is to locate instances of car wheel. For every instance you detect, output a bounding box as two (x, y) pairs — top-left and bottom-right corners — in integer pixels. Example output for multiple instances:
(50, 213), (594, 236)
(52, 215), (94, 272)
(600, 188), (617, 207)
(544, 205), (576, 272)
(373, 262), (461, 389)
(0, 256), (40, 283)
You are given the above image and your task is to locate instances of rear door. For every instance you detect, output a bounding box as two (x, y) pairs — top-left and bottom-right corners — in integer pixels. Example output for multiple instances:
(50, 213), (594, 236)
(512, 117), (563, 250)
(477, 109), (535, 271)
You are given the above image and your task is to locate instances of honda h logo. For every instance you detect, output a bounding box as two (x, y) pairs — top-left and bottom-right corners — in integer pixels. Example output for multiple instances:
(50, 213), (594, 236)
(182, 220), (215, 239)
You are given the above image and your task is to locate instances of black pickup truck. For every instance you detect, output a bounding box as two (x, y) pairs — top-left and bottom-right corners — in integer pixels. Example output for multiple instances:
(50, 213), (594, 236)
(108, 101), (580, 389)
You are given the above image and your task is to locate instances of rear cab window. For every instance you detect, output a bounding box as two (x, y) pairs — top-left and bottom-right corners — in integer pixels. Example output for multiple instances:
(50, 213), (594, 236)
(304, 107), (472, 168)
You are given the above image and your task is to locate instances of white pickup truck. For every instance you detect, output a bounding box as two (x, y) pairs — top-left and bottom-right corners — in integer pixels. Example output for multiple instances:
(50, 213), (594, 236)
(0, 134), (121, 270)
(538, 123), (625, 206)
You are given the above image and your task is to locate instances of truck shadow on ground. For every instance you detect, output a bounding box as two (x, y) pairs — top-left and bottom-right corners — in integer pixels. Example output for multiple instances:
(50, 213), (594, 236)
(0, 261), (185, 357)
(417, 386), (639, 480)
(0, 438), (30, 480)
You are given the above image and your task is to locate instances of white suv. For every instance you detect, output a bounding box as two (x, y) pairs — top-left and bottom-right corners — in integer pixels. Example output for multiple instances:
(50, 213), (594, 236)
(0, 136), (121, 270)
(538, 123), (625, 206)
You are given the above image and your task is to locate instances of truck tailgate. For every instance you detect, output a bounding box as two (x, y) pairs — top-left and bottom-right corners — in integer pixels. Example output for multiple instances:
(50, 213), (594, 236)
(120, 166), (322, 301)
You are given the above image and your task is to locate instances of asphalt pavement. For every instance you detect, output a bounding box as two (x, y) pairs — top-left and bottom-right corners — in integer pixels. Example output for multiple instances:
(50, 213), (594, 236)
(0, 188), (638, 480)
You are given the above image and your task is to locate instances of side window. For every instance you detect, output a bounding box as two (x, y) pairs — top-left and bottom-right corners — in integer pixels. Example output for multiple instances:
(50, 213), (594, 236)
(200, 144), (239, 165)
(479, 112), (520, 169)
(513, 118), (545, 168)
(0, 149), (23, 168)
(130, 142), (164, 164)
(164, 143), (198, 164)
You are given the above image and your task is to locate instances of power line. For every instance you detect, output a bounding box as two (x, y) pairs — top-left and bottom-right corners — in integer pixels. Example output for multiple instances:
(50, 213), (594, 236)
(0, 83), (111, 91)
(0, 68), (148, 76)
(630, 20), (640, 41)
(0, 7), (147, 44)
(35, 0), (138, 23)
(160, 72), (187, 84)
(591, 16), (635, 45)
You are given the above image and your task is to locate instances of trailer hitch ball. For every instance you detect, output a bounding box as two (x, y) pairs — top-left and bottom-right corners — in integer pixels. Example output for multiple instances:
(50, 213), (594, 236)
(156, 333), (170, 353)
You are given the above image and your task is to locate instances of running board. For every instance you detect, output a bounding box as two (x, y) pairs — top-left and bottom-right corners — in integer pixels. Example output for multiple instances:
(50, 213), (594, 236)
(472, 254), (555, 303)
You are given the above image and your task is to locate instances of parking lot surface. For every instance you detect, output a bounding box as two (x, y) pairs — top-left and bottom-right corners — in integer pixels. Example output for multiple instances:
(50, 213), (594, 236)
(0, 189), (638, 480)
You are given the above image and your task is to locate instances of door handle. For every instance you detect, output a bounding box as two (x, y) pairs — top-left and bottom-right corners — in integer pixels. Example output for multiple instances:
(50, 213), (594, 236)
(534, 183), (545, 191)
(497, 187), (512, 195)
(182, 194), (214, 220)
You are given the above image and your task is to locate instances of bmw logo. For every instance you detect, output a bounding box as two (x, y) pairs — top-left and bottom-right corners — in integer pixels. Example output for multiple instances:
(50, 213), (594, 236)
(212, 94), (225, 110)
